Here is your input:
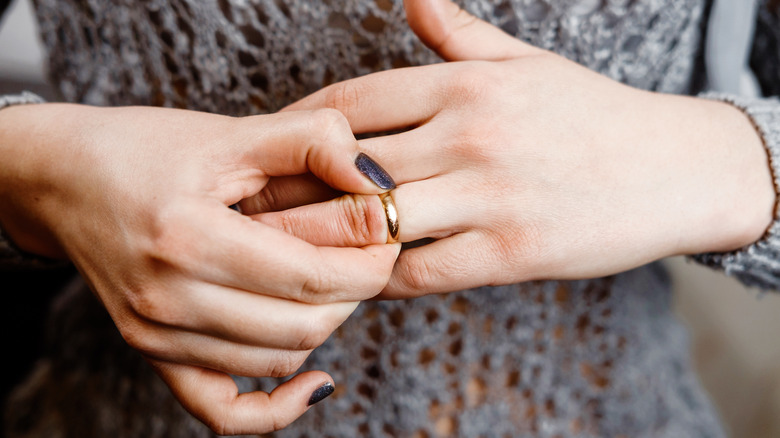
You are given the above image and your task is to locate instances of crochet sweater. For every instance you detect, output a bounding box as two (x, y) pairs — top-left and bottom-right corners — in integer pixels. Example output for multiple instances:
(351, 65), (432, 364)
(4, 0), (780, 437)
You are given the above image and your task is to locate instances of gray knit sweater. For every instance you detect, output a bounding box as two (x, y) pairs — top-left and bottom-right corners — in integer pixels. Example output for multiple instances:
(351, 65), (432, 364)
(3, 1), (780, 437)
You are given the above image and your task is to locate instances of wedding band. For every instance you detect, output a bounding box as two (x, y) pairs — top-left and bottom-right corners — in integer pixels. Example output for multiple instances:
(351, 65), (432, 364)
(379, 192), (400, 244)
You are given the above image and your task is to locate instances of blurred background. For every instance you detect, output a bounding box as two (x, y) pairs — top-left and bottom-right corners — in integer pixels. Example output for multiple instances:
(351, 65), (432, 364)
(2, 0), (780, 436)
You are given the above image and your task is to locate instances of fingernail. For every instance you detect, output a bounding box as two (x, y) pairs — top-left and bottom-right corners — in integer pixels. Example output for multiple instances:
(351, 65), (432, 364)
(355, 153), (396, 190)
(308, 382), (335, 406)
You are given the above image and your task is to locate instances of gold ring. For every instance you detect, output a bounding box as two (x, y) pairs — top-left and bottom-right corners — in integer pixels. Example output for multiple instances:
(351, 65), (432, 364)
(379, 192), (400, 244)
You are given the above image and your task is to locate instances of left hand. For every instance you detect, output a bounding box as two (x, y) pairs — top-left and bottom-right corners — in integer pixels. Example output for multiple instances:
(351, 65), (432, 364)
(255, 0), (775, 298)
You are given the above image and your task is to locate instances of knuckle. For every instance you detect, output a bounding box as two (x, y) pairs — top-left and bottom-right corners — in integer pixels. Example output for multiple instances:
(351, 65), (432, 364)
(253, 188), (278, 213)
(298, 265), (335, 304)
(396, 257), (436, 292)
(324, 82), (362, 118)
(202, 411), (232, 436)
(445, 63), (495, 104)
(146, 212), (200, 274)
(297, 273), (321, 303)
(266, 351), (307, 378)
(278, 211), (299, 236)
(339, 194), (386, 245)
(120, 322), (162, 357)
(447, 123), (501, 164)
(487, 222), (545, 280)
(271, 415), (289, 433)
(307, 108), (353, 150)
(119, 324), (145, 351)
(294, 323), (330, 351)
(127, 286), (182, 326)
(310, 107), (347, 136)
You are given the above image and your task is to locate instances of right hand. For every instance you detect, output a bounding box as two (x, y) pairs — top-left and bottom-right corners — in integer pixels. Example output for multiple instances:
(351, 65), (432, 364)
(0, 103), (399, 435)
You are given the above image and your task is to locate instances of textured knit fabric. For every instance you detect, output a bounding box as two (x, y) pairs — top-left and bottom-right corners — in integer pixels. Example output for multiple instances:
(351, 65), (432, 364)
(0, 91), (45, 109)
(3, 0), (780, 437)
(751, 1), (780, 97)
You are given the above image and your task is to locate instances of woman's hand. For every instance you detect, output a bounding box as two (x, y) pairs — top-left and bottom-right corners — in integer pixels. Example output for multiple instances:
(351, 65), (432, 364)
(0, 103), (399, 434)
(271, 0), (775, 299)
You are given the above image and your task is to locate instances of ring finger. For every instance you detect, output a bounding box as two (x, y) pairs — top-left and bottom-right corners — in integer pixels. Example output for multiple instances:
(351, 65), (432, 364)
(253, 171), (484, 245)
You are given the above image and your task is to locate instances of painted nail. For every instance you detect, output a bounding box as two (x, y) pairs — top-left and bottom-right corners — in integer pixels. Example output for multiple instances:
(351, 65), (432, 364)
(355, 153), (396, 190)
(308, 382), (335, 406)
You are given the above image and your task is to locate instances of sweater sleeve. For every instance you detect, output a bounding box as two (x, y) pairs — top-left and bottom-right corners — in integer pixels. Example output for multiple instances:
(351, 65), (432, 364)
(0, 91), (66, 269)
(749, 0), (780, 98)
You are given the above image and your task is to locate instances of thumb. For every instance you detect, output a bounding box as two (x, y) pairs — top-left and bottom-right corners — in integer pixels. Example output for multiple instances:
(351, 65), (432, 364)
(404, 0), (543, 61)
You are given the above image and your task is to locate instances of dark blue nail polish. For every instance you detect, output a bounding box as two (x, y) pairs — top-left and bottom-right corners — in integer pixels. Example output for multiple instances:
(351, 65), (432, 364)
(308, 382), (335, 406)
(355, 153), (396, 190)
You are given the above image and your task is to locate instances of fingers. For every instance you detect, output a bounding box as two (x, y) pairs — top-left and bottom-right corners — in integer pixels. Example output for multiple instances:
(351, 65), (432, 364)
(136, 329), (314, 378)
(198, 207), (400, 304)
(283, 64), (448, 134)
(252, 173), (482, 246)
(239, 174), (340, 215)
(386, 175), (482, 242)
(404, 0), (542, 62)
(234, 110), (394, 197)
(357, 124), (450, 184)
(127, 279), (359, 350)
(381, 231), (498, 299)
(253, 193), (390, 247)
(189, 295), (357, 350)
(150, 360), (334, 436)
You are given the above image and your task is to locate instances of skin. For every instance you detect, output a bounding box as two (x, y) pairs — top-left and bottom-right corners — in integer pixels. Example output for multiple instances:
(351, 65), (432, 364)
(0, 104), (399, 435)
(270, 0), (776, 299)
(0, 0), (775, 435)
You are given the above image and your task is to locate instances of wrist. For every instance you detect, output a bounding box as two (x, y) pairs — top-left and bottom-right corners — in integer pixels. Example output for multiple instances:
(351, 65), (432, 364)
(662, 94), (775, 256)
(0, 103), (81, 259)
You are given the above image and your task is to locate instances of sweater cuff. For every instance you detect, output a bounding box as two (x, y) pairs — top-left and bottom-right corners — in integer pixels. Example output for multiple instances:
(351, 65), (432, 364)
(691, 92), (780, 290)
(0, 91), (45, 109)
(0, 92), (65, 269)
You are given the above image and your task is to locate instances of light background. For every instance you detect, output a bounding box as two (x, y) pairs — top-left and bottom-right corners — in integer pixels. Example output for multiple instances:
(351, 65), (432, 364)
(2, 0), (780, 436)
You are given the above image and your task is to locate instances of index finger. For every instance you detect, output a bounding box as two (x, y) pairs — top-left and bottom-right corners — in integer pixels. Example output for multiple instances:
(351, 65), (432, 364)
(282, 64), (450, 134)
